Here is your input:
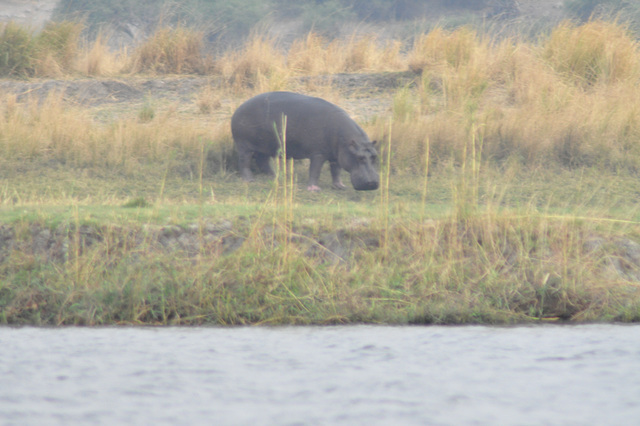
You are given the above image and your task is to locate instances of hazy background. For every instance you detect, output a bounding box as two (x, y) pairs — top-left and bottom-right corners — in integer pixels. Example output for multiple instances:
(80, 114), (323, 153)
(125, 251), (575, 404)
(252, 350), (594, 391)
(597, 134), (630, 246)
(2, 0), (639, 51)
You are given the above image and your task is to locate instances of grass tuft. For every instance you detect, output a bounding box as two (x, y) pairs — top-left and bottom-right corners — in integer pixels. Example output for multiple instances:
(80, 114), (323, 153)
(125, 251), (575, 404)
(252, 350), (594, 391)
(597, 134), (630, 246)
(129, 25), (207, 75)
(0, 21), (36, 78)
(543, 20), (640, 87)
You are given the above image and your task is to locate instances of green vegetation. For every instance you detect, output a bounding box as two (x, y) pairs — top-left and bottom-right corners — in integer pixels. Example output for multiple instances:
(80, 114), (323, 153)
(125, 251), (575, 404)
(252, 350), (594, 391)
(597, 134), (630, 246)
(0, 22), (35, 77)
(1, 18), (640, 325)
(2, 164), (640, 326)
(0, 21), (82, 78)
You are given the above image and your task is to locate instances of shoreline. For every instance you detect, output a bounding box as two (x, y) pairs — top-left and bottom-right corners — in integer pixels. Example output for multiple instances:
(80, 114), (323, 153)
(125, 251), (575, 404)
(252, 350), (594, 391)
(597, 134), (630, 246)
(2, 209), (639, 326)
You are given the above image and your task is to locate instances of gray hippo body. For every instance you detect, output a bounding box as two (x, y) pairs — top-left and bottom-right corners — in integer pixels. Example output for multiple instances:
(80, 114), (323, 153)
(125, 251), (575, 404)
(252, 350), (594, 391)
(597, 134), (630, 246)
(231, 91), (379, 191)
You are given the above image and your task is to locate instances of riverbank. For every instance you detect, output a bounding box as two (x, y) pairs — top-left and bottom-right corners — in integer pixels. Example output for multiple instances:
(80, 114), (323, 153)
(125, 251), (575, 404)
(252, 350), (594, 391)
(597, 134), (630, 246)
(2, 20), (640, 325)
(2, 193), (640, 325)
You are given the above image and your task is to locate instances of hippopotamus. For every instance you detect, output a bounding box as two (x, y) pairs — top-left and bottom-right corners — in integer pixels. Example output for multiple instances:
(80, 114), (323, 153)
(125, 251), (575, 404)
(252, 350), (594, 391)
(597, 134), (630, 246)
(231, 91), (379, 191)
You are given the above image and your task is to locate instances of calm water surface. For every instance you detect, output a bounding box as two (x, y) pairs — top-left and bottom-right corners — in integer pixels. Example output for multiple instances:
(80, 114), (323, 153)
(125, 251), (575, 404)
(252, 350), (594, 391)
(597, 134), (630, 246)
(1, 325), (639, 425)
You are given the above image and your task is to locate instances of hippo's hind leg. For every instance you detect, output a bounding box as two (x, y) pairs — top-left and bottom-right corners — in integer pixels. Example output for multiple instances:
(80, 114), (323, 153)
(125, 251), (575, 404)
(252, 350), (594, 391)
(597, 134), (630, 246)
(236, 140), (255, 182)
(255, 153), (275, 177)
(330, 162), (346, 190)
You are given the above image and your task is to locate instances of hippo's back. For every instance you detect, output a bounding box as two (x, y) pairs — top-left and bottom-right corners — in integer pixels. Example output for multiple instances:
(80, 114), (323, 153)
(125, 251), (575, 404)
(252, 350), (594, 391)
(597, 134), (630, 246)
(232, 91), (349, 136)
(235, 90), (342, 121)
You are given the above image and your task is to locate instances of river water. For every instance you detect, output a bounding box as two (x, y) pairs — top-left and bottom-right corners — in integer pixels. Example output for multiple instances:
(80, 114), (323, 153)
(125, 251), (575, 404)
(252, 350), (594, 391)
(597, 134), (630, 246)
(1, 324), (639, 425)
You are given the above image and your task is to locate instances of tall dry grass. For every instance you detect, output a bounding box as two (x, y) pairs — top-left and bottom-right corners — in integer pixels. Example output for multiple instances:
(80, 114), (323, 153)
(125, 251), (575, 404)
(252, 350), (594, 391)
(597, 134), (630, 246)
(215, 33), (289, 91)
(2, 207), (639, 325)
(128, 25), (209, 74)
(34, 21), (83, 77)
(77, 32), (128, 76)
(287, 31), (405, 75)
(0, 20), (83, 77)
(0, 91), (232, 175)
(379, 21), (640, 174)
(543, 20), (639, 87)
(3, 20), (640, 176)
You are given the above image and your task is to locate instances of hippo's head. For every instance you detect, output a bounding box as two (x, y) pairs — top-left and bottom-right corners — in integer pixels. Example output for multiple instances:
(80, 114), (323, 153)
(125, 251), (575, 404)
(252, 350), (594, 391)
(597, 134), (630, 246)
(340, 139), (379, 191)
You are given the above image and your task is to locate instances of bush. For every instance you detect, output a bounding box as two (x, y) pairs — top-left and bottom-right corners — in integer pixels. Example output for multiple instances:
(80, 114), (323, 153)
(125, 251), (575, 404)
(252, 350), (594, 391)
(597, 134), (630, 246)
(129, 26), (207, 74)
(0, 20), (83, 78)
(34, 21), (83, 76)
(0, 22), (36, 77)
(542, 20), (639, 87)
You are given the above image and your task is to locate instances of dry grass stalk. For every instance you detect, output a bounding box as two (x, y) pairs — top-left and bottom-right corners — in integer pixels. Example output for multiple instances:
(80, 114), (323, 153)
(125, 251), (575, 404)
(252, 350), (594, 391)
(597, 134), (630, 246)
(217, 33), (288, 90)
(77, 32), (127, 76)
(129, 25), (206, 74)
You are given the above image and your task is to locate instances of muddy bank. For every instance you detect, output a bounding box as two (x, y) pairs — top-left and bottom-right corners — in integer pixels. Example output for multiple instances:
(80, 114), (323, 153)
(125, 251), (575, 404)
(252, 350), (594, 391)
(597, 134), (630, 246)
(2, 215), (640, 325)
(2, 218), (640, 282)
(0, 218), (380, 266)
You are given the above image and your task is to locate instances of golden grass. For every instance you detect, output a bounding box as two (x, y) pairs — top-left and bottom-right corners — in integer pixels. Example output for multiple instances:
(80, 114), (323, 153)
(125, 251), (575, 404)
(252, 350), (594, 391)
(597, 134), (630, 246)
(128, 25), (208, 74)
(2, 204), (640, 325)
(77, 32), (128, 76)
(408, 27), (480, 74)
(543, 20), (640, 87)
(0, 91), (231, 176)
(363, 21), (640, 173)
(287, 32), (330, 75)
(286, 32), (405, 75)
(34, 21), (83, 77)
(216, 33), (288, 91)
(2, 20), (640, 177)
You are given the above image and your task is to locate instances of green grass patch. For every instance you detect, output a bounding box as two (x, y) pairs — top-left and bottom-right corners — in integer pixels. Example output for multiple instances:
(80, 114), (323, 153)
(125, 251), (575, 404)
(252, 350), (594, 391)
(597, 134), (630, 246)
(2, 160), (640, 326)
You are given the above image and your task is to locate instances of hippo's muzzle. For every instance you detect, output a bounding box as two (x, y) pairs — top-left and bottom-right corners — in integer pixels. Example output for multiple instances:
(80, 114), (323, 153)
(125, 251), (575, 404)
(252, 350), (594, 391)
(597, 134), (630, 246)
(354, 180), (379, 191)
(351, 170), (380, 191)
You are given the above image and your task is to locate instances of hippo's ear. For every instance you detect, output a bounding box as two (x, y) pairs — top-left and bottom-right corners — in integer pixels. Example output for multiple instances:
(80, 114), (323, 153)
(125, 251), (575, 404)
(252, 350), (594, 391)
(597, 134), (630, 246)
(371, 140), (377, 147)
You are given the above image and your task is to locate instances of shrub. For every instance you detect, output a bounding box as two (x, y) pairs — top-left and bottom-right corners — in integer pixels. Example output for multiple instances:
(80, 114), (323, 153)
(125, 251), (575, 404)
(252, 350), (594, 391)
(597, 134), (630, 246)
(217, 33), (287, 88)
(0, 22), (36, 77)
(287, 32), (328, 75)
(408, 27), (479, 74)
(542, 20), (639, 87)
(129, 26), (207, 74)
(34, 21), (83, 76)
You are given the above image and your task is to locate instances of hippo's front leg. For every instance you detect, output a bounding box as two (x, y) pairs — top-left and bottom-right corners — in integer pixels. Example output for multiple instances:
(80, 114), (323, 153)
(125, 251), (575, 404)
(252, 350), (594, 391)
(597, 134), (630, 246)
(330, 162), (346, 190)
(307, 153), (326, 191)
